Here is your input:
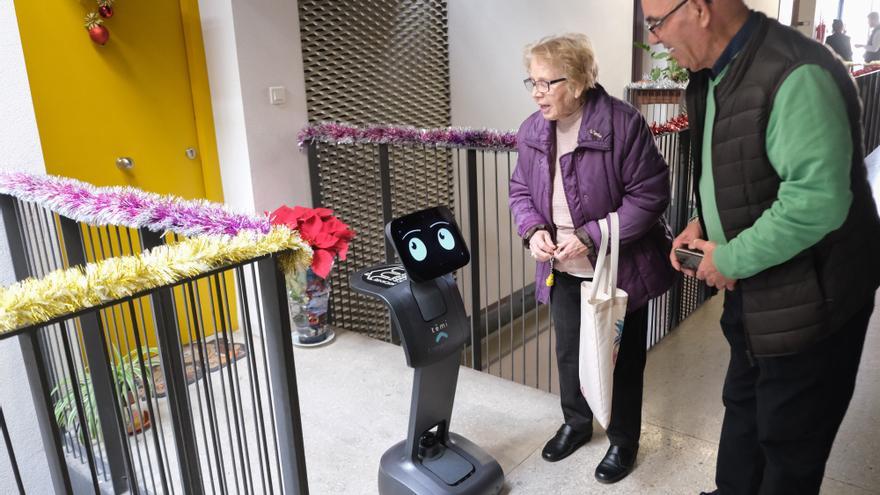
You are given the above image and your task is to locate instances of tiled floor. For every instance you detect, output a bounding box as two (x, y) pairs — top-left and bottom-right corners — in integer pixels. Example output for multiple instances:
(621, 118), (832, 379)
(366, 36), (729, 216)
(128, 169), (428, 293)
(296, 290), (880, 494)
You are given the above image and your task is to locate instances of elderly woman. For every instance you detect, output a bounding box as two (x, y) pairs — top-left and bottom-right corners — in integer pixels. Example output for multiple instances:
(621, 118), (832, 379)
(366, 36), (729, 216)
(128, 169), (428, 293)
(509, 33), (674, 484)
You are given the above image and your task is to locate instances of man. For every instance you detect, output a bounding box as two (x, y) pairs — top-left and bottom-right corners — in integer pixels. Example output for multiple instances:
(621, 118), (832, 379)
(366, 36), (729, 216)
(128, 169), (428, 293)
(825, 19), (852, 61)
(640, 0), (880, 493)
(855, 12), (880, 62)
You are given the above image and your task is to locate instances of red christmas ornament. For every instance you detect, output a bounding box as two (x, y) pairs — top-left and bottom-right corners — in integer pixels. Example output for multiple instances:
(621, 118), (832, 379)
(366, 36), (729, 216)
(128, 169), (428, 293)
(84, 13), (109, 46)
(97, 0), (115, 18)
(88, 25), (110, 45)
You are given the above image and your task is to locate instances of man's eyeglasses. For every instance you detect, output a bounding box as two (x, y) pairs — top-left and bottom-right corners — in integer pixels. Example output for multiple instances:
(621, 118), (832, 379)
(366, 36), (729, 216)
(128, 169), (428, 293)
(523, 77), (566, 93)
(645, 0), (688, 34)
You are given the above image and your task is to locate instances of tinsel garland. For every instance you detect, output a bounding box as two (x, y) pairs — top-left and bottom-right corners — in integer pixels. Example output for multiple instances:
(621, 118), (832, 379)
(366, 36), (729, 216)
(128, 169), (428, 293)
(298, 117), (688, 150)
(0, 171), (271, 237)
(0, 227), (311, 334)
(625, 80), (689, 91)
(298, 122), (518, 150)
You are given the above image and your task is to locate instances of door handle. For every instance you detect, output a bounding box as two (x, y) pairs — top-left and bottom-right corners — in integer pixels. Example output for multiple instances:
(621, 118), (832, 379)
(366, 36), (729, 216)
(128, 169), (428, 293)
(116, 157), (134, 170)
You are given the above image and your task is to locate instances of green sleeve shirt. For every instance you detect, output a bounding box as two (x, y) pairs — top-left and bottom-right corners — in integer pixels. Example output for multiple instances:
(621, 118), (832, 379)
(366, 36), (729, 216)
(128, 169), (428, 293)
(699, 64), (853, 279)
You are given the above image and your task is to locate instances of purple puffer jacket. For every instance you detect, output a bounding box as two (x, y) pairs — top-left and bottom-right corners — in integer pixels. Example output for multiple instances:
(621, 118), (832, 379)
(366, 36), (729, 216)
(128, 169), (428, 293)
(509, 84), (675, 311)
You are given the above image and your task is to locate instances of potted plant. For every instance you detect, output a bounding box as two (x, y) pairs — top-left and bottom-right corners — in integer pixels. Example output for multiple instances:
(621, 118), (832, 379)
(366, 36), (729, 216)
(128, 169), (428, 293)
(269, 206), (355, 346)
(52, 373), (99, 444)
(52, 345), (157, 443)
(635, 42), (689, 83)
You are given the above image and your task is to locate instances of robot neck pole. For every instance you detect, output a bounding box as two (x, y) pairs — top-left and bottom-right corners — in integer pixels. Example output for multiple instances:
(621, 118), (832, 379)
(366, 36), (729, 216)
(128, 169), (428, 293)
(404, 352), (461, 459)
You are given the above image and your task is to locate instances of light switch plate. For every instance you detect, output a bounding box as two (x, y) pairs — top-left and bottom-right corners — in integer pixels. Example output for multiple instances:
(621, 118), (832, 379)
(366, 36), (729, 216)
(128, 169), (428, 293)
(269, 86), (286, 105)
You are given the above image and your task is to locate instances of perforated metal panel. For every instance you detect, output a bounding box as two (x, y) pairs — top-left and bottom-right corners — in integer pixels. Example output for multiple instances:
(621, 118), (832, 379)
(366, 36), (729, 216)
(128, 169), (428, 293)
(310, 143), (390, 339)
(299, 0), (450, 126)
(299, 1), (453, 339)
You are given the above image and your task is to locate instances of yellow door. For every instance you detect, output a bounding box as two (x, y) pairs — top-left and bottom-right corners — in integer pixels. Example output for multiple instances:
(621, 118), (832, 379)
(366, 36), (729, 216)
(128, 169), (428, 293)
(13, 0), (221, 200)
(15, 0), (235, 354)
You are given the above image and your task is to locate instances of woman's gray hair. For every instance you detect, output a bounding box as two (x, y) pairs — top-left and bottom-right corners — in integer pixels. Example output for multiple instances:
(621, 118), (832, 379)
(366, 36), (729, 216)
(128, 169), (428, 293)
(524, 33), (599, 98)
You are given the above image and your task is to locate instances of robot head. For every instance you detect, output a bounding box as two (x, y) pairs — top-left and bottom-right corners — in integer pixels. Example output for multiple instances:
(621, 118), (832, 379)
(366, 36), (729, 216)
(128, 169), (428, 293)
(386, 206), (470, 283)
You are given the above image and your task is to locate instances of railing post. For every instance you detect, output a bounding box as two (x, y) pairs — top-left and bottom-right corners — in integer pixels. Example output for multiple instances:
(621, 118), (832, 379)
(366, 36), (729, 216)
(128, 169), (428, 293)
(58, 217), (135, 493)
(307, 141), (323, 208)
(378, 143), (395, 264)
(150, 286), (205, 493)
(466, 149), (483, 370)
(0, 408), (25, 494)
(378, 143), (402, 345)
(258, 254), (309, 495)
(674, 130), (693, 235)
(0, 195), (73, 494)
(139, 229), (205, 493)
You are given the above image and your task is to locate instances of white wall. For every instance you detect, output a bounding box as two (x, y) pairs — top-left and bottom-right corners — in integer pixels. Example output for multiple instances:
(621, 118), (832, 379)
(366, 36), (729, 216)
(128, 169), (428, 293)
(0, 0), (53, 493)
(796, 0), (820, 37)
(231, 0), (312, 214)
(779, 0), (795, 25)
(198, 0), (312, 215)
(197, 0), (255, 213)
(748, 0), (781, 18)
(449, 0), (634, 131)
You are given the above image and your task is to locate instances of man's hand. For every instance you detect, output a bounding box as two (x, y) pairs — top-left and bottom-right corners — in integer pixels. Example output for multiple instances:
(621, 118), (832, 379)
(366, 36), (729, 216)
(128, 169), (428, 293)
(555, 235), (588, 261)
(529, 230), (556, 262)
(690, 239), (737, 290)
(670, 220), (704, 276)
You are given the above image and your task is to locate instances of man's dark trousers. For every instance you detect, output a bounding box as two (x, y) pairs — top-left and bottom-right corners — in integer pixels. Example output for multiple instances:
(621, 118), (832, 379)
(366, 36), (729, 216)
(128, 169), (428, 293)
(715, 289), (874, 494)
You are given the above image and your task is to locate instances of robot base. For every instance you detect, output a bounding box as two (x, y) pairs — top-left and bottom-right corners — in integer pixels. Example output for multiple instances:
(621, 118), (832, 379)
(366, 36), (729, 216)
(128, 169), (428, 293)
(378, 433), (504, 495)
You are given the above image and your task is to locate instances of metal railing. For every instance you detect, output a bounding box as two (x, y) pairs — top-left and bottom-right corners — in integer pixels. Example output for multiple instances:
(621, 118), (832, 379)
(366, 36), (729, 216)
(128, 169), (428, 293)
(0, 194), (308, 494)
(1, 407), (25, 494)
(624, 85), (686, 128)
(305, 125), (711, 392)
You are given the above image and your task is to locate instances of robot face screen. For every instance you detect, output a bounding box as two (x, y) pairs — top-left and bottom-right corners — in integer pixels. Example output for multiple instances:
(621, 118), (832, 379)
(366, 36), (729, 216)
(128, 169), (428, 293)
(387, 206), (470, 282)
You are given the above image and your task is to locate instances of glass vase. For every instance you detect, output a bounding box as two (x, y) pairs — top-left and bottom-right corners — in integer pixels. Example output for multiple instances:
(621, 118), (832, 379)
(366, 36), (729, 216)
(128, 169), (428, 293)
(286, 264), (334, 346)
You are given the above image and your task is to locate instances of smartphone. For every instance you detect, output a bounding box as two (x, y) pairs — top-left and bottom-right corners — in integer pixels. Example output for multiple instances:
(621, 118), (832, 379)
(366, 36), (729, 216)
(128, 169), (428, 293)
(674, 247), (704, 271)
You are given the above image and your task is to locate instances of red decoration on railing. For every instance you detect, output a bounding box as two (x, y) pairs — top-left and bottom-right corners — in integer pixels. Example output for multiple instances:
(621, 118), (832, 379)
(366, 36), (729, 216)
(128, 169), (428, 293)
(852, 65), (880, 78)
(650, 114), (689, 135)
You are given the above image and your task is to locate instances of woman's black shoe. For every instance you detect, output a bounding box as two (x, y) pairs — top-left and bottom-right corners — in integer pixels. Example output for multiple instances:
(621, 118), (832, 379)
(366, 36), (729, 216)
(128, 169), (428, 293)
(594, 444), (638, 483)
(541, 424), (592, 462)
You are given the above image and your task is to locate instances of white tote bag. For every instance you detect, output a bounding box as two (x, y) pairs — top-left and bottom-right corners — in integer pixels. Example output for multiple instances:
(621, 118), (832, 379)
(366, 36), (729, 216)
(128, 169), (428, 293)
(578, 212), (628, 429)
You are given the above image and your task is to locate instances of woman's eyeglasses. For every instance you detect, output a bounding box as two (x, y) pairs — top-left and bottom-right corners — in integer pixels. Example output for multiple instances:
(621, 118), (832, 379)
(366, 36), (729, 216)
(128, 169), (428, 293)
(523, 77), (567, 93)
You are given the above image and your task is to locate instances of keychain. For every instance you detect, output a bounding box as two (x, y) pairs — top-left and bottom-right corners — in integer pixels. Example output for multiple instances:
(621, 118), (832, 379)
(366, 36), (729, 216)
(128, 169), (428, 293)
(545, 257), (555, 287)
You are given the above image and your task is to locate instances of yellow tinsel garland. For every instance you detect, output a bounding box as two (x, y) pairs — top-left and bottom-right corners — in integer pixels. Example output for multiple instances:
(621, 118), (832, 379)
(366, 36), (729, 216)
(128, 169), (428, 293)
(0, 226), (311, 334)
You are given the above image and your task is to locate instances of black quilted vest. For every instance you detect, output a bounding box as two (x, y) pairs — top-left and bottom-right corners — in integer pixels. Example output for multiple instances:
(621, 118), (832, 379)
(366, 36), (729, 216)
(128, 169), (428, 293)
(686, 13), (880, 356)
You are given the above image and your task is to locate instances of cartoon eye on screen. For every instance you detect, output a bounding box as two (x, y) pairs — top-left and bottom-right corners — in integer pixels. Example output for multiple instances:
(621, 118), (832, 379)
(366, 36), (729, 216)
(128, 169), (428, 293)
(386, 206), (470, 283)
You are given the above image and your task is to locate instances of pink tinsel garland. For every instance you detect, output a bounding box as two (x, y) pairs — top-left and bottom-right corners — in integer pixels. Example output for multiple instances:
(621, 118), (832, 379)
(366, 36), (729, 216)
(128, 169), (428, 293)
(298, 122), (518, 151)
(0, 171), (271, 237)
(298, 119), (688, 150)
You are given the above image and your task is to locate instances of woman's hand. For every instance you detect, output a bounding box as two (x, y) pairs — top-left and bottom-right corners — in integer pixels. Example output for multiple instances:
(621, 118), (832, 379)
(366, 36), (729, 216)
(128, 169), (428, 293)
(529, 230), (556, 262)
(554, 236), (588, 261)
(670, 219), (704, 276)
